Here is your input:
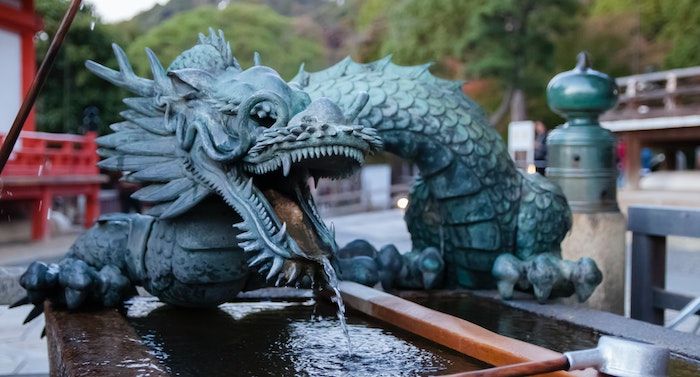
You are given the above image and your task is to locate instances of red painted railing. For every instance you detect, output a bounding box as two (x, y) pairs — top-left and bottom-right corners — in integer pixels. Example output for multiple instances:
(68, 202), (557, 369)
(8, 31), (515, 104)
(1, 130), (98, 177)
(0, 131), (105, 240)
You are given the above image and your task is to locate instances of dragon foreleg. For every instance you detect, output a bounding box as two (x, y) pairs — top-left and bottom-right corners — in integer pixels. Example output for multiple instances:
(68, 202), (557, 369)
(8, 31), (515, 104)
(13, 213), (151, 323)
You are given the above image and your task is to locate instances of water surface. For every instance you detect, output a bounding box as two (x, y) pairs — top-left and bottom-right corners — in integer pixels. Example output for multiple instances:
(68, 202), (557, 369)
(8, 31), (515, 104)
(413, 295), (700, 377)
(125, 297), (485, 376)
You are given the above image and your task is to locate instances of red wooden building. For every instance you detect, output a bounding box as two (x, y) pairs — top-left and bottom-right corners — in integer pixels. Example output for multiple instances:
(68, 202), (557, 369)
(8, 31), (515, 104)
(0, 0), (104, 241)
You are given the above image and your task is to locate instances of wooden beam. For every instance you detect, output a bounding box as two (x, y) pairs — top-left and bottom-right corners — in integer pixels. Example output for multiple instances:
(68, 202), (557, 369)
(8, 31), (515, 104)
(628, 206), (700, 238)
(340, 282), (599, 377)
(629, 233), (666, 324)
(45, 301), (170, 376)
(652, 288), (695, 312)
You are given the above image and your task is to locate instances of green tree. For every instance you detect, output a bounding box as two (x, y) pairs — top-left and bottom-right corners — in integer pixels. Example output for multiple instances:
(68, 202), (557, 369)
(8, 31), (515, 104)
(34, 0), (126, 135)
(655, 0), (700, 69)
(589, 0), (700, 69)
(126, 3), (327, 80)
(378, 0), (475, 77)
(553, 12), (665, 78)
(465, 0), (579, 127)
(355, 0), (579, 129)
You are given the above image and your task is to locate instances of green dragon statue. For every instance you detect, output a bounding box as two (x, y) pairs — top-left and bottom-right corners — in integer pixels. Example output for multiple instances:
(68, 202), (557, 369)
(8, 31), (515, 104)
(292, 51), (602, 303)
(13, 30), (382, 320)
(14, 30), (601, 321)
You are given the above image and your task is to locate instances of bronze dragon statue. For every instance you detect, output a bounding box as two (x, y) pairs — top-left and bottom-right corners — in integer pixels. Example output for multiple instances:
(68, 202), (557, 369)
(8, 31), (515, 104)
(293, 51), (602, 303)
(14, 30), (600, 321)
(13, 30), (382, 319)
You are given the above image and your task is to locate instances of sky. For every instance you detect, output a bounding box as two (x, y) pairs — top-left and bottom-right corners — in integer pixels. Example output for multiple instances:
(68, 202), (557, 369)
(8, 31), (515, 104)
(87, 0), (168, 23)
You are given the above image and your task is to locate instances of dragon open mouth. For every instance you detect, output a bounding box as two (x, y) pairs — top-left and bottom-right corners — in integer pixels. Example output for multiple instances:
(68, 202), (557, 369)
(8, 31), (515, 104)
(253, 172), (332, 263)
(242, 126), (382, 262)
(237, 97), (383, 276)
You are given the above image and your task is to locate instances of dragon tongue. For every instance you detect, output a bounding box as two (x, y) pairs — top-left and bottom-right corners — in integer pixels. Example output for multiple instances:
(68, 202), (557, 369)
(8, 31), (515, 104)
(261, 187), (327, 260)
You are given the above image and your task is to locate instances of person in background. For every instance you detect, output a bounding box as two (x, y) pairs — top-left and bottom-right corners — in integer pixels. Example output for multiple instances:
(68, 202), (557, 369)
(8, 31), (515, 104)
(616, 140), (626, 187)
(533, 121), (548, 175)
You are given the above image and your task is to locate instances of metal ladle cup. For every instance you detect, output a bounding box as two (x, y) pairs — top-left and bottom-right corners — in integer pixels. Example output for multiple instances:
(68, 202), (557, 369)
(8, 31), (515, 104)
(565, 336), (669, 377)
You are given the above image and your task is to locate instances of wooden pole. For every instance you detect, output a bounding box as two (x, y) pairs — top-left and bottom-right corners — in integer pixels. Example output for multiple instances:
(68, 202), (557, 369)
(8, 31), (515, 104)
(439, 356), (569, 377)
(0, 0), (83, 173)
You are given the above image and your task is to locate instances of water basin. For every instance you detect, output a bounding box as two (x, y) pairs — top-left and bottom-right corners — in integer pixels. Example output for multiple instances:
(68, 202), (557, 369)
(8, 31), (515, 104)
(124, 296), (486, 376)
(411, 294), (700, 377)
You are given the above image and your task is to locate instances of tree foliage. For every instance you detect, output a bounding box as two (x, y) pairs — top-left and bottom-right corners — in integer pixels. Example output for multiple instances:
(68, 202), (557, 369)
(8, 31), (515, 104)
(357, 0), (578, 127)
(465, 0), (578, 89)
(31, 0), (700, 136)
(125, 3), (327, 79)
(34, 0), (126, 135)
(590, 0), (700, 70)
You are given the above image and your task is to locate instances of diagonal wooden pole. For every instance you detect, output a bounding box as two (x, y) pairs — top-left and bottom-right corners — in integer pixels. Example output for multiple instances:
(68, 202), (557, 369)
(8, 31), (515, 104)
(0, 0), (83, 173)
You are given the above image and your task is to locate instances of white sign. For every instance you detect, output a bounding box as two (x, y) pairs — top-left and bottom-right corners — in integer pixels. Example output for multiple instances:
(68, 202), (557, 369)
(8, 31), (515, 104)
(508, 121), (535, 169)
(0, 28), (22, 136)
(361, 164), (391, 210)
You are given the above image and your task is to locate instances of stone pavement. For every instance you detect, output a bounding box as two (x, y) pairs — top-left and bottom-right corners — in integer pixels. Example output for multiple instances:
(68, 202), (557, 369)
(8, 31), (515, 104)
(0, 233), (78, 267)
(0, 306), (47, 376)
(0, 209), (698, 376)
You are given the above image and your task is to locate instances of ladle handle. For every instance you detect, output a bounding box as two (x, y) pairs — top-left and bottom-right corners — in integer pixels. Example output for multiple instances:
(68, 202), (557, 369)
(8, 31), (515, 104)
(440, 355), (569, 377)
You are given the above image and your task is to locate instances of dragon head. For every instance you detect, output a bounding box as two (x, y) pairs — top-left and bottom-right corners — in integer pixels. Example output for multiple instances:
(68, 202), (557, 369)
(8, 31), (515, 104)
(88, 30), (382, 285)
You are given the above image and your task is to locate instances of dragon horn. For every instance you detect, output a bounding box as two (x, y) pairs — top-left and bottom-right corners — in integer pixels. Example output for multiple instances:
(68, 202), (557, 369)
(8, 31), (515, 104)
(145, 48), (170, 92)
(85, 43), (154, 96)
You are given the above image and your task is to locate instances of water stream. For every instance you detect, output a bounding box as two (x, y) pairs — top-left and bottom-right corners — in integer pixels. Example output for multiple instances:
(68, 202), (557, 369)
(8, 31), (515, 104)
(320, 256), (353, 355)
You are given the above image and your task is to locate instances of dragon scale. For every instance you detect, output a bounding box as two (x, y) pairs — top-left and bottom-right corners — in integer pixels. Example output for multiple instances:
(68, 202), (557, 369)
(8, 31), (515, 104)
(294, 58), (602, 301)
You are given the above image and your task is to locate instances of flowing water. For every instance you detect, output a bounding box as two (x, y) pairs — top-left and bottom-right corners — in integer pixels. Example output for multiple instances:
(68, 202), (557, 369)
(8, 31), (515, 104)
(125, 296), (485, 376)
(320, 256), (353, 355)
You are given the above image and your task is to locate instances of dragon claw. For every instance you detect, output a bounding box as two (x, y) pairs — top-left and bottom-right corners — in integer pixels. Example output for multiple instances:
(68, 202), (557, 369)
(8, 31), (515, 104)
(493, 252), (602, 303)
(526, 254), (559, 304)
(492, 254), (524, 300)
(570, 257), (603, 302)
(23, 305), (44, 325)
(15, 258), (133, 323)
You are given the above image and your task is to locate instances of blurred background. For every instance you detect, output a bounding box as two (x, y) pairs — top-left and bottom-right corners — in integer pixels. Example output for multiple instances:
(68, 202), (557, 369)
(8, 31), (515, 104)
(2, 2), (700, 374)
(1, 0), (700, 241)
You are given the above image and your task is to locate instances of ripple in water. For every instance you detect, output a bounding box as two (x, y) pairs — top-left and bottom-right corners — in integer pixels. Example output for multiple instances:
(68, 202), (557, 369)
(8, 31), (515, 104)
(278, 317), (448, 377)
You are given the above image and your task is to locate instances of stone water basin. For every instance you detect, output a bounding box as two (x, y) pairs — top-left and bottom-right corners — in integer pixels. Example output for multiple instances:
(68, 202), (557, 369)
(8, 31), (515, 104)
(124, 296), (486, 376)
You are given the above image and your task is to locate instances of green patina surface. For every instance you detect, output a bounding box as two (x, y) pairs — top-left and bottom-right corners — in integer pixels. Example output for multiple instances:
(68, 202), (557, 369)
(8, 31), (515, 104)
(305, 53), (603, 303)
(546, 52), (619, 213)
(15, 32), (603, 320)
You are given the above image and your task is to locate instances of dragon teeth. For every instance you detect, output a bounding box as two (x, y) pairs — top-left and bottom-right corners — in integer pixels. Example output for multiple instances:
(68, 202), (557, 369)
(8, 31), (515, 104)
(248, 144), (366, 176)
(281, 154), (292, 176)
